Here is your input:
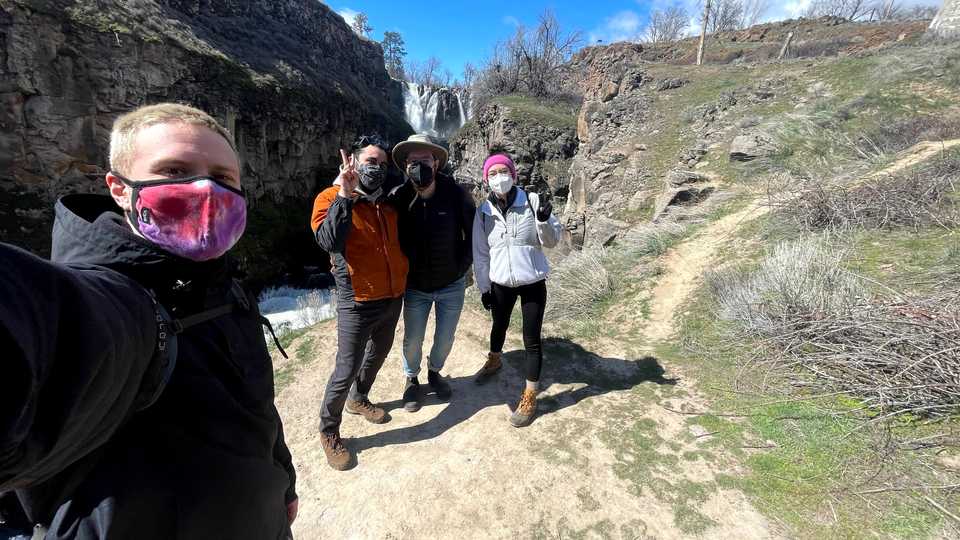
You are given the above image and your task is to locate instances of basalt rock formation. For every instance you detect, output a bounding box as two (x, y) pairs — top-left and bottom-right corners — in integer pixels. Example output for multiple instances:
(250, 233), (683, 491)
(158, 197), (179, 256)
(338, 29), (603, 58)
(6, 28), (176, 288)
(450, 98), (578, 211)
(0, 0), (411, 286)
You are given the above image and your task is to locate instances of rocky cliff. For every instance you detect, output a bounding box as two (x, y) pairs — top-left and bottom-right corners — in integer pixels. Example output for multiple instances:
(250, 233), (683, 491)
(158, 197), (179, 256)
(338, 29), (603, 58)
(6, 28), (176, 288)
(930, 0), (960, 39)
(449, 96), (578, 212)
(0, 0), (411, 286)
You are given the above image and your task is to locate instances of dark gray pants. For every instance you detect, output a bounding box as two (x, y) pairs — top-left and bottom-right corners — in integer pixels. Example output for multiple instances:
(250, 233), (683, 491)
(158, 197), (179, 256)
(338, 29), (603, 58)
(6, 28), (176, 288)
(319, 296), (403, 434)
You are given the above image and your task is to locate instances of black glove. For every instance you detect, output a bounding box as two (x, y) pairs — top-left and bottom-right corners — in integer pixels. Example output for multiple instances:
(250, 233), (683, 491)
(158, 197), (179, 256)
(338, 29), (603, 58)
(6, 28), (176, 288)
(536, 198), (553, 222)
(481, 292), (495, 311)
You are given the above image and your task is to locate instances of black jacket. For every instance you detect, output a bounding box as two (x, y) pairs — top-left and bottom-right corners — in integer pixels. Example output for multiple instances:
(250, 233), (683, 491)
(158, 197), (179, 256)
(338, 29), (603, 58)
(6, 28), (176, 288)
(397, 175), (476, 292)
(0, 194), (296, 539)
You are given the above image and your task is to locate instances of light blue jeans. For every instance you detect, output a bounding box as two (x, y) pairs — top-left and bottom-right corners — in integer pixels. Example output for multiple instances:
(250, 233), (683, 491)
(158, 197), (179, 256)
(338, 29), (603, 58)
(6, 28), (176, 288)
(401, 276), (466, 378)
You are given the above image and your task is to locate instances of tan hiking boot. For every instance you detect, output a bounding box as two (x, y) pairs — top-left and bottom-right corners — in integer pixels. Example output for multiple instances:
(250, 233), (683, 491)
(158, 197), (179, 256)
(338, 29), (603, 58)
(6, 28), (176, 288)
(474, 352), (502, 385)
(320, 432), (352, 470)
(510, 388), (538, 428)
(345, 397), (387, 424)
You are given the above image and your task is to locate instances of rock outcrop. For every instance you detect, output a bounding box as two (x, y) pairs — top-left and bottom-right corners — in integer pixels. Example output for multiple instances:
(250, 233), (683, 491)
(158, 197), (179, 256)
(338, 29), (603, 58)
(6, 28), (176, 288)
(930, 0), (960, 39)
(450, 98), (577, 206)
(562, 43), (658, 247)
(0, 0), (411, 286)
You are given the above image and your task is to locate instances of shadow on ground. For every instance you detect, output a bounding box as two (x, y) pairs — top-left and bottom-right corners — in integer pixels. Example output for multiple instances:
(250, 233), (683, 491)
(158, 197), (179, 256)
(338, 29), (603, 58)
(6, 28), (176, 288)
(350, 337), (678, 453)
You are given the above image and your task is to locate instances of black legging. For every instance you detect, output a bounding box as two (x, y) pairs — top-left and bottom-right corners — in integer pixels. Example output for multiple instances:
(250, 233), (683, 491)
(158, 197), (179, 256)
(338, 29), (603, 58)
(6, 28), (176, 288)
(489, 280), (547, 382)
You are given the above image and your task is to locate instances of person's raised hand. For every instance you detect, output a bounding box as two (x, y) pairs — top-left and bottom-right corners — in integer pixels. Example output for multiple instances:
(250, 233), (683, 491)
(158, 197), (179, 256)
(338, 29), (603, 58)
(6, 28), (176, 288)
(536, 197), (553, 222)
(337, 149), (359, 199)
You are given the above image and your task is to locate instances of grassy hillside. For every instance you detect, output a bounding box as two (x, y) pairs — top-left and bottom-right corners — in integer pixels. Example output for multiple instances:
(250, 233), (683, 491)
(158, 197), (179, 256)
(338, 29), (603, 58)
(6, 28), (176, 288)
(541, 39), (960, 538)
(275, 37), (960, 539)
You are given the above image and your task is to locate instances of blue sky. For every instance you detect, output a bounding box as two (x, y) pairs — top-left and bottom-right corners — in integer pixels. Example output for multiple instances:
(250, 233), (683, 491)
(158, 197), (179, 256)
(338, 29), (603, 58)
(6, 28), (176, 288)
(325, 0), (939, 79)
(329, 0), (681, 79)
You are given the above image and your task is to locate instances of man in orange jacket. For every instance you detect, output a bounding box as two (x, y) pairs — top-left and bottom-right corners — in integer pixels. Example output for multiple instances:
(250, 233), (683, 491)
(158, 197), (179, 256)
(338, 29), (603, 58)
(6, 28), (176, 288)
(310, 135), (408, 471)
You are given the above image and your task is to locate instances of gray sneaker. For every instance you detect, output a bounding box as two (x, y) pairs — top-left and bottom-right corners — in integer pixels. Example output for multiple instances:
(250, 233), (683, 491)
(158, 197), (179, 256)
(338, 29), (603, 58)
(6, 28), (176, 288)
(403, 377), (421, 412)
(428, 370), (452, 400)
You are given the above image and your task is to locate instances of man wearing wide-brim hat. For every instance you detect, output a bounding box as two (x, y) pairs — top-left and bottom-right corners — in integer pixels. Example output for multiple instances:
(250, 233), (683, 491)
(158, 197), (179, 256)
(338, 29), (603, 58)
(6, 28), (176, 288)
(391, 134), (476, 413)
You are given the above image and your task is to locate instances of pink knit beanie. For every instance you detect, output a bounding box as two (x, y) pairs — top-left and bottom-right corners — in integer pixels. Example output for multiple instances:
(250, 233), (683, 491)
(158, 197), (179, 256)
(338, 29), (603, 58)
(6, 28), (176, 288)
(482, 154), (516, 183)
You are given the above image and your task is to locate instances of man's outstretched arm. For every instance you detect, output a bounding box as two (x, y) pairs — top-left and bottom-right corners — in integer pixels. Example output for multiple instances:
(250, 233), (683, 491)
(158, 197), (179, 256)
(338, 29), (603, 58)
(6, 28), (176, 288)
(0, 243), (161, 491)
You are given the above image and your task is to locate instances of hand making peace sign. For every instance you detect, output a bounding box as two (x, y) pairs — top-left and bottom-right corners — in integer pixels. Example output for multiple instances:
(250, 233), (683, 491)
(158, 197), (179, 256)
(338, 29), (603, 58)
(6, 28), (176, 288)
(337, 148), (360, 199)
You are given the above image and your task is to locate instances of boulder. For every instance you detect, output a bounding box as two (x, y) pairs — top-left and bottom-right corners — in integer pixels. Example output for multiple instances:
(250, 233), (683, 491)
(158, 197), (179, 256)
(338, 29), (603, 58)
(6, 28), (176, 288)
(729, 131), (779, 162)
(584, 215), (630, 247)
(655, 78), (687, 91)
(668, 170), (710, 186)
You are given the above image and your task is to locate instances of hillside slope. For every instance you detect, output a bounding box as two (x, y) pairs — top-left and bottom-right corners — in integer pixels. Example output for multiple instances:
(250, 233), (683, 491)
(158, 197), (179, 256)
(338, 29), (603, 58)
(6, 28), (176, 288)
(275, 35), (960, 538)
(0, 0), (410, 285)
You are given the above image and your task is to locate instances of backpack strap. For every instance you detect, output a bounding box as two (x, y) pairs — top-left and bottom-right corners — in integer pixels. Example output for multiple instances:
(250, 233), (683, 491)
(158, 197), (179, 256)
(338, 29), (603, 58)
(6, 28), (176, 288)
(167, 280), (289, 359)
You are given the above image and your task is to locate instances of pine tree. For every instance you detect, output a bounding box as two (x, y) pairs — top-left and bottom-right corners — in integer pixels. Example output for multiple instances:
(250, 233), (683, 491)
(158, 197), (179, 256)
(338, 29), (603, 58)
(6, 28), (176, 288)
(352, 12), (372, 37)
(382, 31), (406, 80)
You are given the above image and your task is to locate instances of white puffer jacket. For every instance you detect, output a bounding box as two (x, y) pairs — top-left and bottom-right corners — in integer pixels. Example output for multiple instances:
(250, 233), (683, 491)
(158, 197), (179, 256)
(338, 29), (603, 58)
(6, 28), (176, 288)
(472, 188), (563, 293)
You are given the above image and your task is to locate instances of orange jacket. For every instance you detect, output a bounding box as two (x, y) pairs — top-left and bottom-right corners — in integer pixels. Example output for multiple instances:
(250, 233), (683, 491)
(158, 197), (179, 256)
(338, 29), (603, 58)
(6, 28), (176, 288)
(311, 186), (408, 302)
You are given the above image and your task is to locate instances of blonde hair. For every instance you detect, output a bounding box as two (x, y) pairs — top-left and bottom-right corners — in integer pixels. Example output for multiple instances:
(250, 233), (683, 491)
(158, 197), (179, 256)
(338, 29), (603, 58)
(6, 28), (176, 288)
(109, 103), (236, 174)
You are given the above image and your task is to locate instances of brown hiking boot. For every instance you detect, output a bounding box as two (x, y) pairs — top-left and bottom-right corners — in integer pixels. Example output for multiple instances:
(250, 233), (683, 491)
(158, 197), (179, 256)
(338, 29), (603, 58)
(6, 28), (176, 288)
(474, 352), (502, 385)
(345, 397), (387, 424)
(320, 432), (352, 471)
(510, 388), (538, 428)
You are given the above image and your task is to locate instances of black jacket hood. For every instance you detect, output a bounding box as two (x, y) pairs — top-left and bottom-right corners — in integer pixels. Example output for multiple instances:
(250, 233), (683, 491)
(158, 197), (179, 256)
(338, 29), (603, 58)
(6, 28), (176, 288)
(51, 194), (230, 291)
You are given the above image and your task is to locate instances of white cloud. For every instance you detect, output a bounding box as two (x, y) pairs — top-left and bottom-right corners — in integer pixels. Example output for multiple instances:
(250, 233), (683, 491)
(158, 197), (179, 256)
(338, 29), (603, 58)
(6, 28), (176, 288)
(337, 7), (359, 28)
(502, 15), (521, 27)
(588, 10), (643, 44)
(623, 0), (943, 40)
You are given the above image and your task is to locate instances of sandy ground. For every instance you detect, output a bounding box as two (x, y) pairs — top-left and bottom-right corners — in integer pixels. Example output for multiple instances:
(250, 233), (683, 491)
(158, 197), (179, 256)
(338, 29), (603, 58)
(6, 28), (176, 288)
(274, 140), (957, 539)
(275, 203), (777, 540)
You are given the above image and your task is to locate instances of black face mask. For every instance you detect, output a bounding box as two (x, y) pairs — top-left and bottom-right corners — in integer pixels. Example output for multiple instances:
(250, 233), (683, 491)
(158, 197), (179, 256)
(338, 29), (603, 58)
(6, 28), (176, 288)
(358, 163), (386, 193)
(407, 162), (434, 189)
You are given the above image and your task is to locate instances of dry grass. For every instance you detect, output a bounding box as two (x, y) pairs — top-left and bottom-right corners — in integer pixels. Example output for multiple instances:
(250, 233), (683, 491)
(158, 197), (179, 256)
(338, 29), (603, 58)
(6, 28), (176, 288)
(710, 237), (960, 419)
(545, 246), (613, 321)
(770, 156), (960, 231)
(865, 116), (960, 155)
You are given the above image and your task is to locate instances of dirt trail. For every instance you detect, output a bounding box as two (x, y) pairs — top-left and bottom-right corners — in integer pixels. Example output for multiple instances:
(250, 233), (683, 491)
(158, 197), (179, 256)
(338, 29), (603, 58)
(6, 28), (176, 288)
(277, 308), (776, 539)
(643, 201), (768, 343)
(869, 139), (960, 178)
(275, 200), (779, 539)
(641, 138), (959, 344)
(274, 139), (957, 539)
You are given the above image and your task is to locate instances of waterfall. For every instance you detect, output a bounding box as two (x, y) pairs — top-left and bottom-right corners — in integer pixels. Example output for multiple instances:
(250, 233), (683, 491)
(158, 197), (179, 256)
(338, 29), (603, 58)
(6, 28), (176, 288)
(455, 88), (469, 127)
(401, 82), (471, 140)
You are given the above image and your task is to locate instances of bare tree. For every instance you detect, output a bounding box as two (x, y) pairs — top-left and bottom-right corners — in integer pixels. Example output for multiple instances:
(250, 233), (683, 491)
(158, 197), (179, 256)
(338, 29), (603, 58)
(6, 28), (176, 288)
(704, 0), (745, 32)
(645, 6), (689, 43)
(403, 57), (444, 86)
(517, 9), (583, 96)
(476, 9), (582, 98)
(439, 68), (454, 87)
(403, 59), (420, 84)
(462, 62), (478, 89)
(739, 0), (769, 28)
(421, 56), (442, 86)
(896, 4), (939, 20)
(874, 0), (901, 20)
(804, 0), (872, 21)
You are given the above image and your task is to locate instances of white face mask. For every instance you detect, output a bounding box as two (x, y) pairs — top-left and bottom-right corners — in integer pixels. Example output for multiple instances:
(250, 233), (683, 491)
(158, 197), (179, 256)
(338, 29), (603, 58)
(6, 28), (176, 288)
(488, 173), (514, 195)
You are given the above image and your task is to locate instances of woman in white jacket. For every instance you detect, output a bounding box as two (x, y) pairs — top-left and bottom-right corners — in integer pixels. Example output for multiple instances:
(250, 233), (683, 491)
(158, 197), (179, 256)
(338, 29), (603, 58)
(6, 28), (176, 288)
(472, 153), (563, 427)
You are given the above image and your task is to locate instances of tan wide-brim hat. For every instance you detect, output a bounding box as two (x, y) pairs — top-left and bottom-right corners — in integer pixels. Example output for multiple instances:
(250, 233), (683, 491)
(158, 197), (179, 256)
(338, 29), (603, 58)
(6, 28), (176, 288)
(392, 133), (449, 170)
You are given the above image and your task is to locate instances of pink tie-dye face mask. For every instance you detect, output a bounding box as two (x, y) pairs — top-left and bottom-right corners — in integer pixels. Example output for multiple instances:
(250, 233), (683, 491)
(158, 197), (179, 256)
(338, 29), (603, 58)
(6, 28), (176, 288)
(114, 173), (247, 261)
